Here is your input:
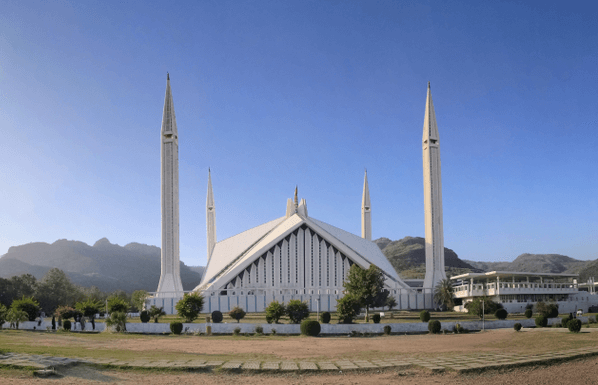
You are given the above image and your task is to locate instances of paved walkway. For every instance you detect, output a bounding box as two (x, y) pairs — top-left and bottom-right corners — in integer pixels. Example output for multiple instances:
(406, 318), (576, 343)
(2, 347), (598, 375)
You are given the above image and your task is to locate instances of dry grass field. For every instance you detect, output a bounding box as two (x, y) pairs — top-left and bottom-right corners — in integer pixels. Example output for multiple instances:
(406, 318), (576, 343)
(2, 327), (598, 384)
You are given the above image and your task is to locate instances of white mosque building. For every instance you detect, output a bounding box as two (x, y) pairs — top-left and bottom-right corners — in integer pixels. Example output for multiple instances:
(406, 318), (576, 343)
(149, 76), (445, 314)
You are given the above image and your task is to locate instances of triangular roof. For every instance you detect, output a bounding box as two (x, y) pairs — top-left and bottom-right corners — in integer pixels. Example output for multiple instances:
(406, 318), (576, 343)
(423, 82), (439, 140)
(195, 213), (411, 292)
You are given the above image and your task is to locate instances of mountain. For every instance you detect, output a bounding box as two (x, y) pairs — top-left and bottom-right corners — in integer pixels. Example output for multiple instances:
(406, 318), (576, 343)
(465, 253), (592, 275)
(374, 236), (481, 279)
(0, 238), (204, 293)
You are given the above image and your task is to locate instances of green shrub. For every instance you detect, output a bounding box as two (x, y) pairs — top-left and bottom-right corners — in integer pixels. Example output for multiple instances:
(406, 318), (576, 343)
(170, 321), (183, 335)
(453, 323), (465, 333)
(553, 322), (562, 328)
(254, 326), (264, 335)
(372, 313), (381, 323)
(535, 315), (548, 328)
(149, 306), (166, 323)
(524, 309), (533, 318)
(63, 320), (72, 331)
(383, 325), (392, 335)
(535, 302), (559, 318)
(211, 311), (223, 323)
(420, 310), (431, 322)
(175, 292), (204, 323)
(514, 323), (522, 331)
(320, 311), (331, 324)
(233, 327), (241, 336)
(11, 297), (40, 321)
(561, 315), (572, 328)
(140, 310), (150, 323)
(300, 320), (321, 336)
(106, 311), (127, 332)
(465, 297), (503, 319)
(568, 319), (582, 333)
(350, 330), (359, 337)
(228, 306), (246, 323)
(495, 308), (508, 320)
(428, 320), (441, 334)
(271, 329), (277, 335)
(286, 300), (309, 324)
(336, 294), (361, 324)
(265, 301), (286, 324)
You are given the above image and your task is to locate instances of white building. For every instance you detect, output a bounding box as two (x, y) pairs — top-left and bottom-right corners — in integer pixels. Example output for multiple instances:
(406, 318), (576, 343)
(150, 82), (447, 314)
(450, 271), (598, 314)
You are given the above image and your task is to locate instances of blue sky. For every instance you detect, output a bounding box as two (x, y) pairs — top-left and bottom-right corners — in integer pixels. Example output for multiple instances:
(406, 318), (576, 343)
(1, 0), (597, 267)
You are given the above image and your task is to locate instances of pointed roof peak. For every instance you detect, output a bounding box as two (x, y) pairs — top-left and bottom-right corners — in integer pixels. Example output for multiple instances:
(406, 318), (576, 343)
(294, 186), (298, 208)
(362, 170), (370, 207)
(167, 72), (170, 81)
(423, 82), (439, 140)
(428, 81), (430, 89)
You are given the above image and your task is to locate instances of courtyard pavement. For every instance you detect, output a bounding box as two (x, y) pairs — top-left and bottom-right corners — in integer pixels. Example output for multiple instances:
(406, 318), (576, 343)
(2, 346), (598, 375)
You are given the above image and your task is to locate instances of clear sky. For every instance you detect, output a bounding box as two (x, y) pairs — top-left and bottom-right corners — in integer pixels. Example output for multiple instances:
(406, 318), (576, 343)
(1, 0), (597, 267)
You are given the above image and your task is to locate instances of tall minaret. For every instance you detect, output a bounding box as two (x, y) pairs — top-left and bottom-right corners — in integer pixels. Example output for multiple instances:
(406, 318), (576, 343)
(422, 82), (446, 290)
(157, 73), (184, 295)
(206, 168), (216, 263)
(361, 169), (372, 241)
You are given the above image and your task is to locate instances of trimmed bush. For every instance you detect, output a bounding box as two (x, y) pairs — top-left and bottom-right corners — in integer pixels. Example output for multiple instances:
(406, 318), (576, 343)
(514, 323), (522, 331)
(561, 315), (572, 328)
(320, 311), (331, 324)
(63, 320), (72, 331)
(420, 310), (431, 322)
(211, 311), (223, 323)
(428, 320), (441, 334)
(170, 321), (183, 335)
(383, 325), (392, 335)
(535, 315), (548, 328)
(300, 320), (321, 336)
(568, 319), (582, 333)
(228, 306), (246, 323)
(254, 326), (264, 335)
(271, 329), (277, 335)
(372, 313), (381, 324)
(495, 308), (508, 320)
(140, 310), (150, 323)
(453, 323), (465, 333)
(233, 327), (241, 336)
(524, 309), (533, 319)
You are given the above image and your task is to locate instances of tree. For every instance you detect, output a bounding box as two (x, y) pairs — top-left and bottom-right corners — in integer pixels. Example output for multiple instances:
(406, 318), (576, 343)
(131, 290), (149, 312)
(464, 297), (502, 319)
(336, 294), (361, 324)
(343, 265), (389, 321)
(11, 296), (40, 321)
(228, 306), (246, 323)
(535, 302), (559, 318)
(265, 301), (286, 324)
(107, 296), (129, 314)
(149, 305), (166, 323)
(34, 268), (83, 314)
(0, 303), (7, 328)
(385, 297), (397, 311)
(175, 292), (204, 323)
(433, 278), (455, 310)
(6, 308), (28, 329)
(0, 274), (37, 308)
(106, 312), (127, 332)
(285, 300), (309, 324)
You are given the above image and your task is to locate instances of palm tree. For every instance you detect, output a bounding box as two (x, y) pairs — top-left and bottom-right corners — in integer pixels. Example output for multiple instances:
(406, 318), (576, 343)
(434, 279), (455, 310)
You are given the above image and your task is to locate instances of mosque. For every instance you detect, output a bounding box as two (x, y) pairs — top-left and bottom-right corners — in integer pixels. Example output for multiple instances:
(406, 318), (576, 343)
(149, 76), (446, 314)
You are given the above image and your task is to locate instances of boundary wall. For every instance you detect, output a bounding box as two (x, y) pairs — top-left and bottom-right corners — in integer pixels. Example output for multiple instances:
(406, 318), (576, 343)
(2, 316), (586, 334)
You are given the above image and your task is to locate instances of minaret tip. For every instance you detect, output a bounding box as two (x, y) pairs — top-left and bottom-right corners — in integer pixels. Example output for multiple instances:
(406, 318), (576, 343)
(428, 81), (430, 89)
(167, 72), (170, 80)
(294, 186), (298, 208)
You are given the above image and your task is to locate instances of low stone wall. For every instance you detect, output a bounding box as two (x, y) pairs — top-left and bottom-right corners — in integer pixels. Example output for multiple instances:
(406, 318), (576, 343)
(2, 316), (589, 335)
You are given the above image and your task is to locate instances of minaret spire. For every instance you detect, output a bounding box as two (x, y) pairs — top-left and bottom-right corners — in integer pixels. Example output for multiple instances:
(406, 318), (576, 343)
(157, 74), (183, 296)
(294, 186), (298, 209)
(422, 82), (446, 290)
(361, 169), (372, 241)
(206, 168), (217, 263)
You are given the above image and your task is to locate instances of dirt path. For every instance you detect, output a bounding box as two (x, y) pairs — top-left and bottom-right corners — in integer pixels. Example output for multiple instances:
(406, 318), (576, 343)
(3, 356), (598, 384)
